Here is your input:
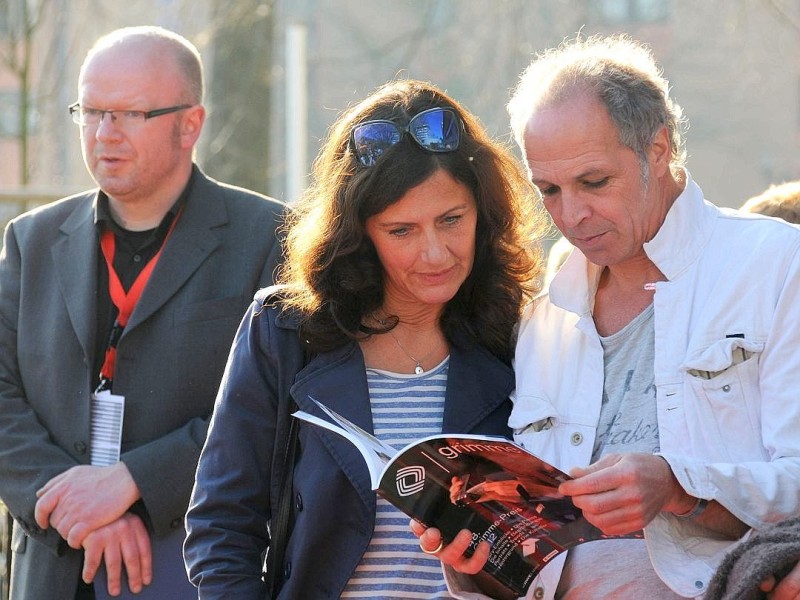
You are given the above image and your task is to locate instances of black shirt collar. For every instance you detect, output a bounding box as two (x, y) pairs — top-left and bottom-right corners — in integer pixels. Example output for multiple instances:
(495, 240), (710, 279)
(94, 165), (197, 240)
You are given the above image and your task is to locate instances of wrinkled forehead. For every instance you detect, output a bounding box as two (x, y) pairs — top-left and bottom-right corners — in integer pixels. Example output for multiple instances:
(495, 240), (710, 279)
(523, 95), (629, 181)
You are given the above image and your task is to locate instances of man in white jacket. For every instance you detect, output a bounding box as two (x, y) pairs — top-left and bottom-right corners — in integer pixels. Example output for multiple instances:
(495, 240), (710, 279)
(415, 35), (800, 600)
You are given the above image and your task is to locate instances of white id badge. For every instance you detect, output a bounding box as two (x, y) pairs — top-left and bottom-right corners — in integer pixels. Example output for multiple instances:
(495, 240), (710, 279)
(89, 390), (125, 466)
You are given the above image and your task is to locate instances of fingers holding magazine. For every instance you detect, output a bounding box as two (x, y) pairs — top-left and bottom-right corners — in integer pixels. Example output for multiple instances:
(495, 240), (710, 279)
(295, 397), (642, 598)
(409, 520), (491, 575)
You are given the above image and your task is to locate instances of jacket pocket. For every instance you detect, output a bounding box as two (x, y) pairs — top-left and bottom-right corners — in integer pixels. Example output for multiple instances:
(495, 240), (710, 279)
(509, 393), (557, 433)
(510, 393), (594, 469)
(682, 337), (763, 375)
(680, 338), (766, 462)
(175, 295), (246, 324)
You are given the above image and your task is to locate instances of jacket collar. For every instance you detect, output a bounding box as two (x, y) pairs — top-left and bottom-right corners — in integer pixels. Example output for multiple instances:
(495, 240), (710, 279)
(548, 171), (715, 316)
(283, 317), (514, 508)
(643, 170), (716, 280)
(52, 167), (228, 357)
(122, 168), (227, 331)
(53, 192), (98, 361)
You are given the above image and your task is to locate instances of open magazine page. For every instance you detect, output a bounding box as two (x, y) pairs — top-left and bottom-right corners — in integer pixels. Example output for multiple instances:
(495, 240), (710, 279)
(292, 402), (396, 487)
(312, 397), (397, 465)
(379, 436), (643, 597)
(293, 399), (643, 598)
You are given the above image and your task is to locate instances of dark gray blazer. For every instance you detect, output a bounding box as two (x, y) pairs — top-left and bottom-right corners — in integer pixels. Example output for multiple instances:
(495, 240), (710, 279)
(0, 168), (285, 600)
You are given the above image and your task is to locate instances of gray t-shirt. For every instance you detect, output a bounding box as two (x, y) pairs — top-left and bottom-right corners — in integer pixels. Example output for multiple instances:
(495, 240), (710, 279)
(593, 304), (659, 460)
(556, 305), (682, 599)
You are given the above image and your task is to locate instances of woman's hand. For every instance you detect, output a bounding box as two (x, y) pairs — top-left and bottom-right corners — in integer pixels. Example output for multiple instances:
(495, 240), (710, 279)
(409, 520), (491, 574)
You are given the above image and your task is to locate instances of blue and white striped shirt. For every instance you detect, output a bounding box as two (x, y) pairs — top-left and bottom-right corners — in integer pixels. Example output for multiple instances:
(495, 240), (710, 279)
(341, 357), (454, 599)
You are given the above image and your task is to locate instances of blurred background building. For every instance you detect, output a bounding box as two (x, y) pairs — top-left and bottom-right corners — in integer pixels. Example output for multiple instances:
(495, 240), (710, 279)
(1, 0), (799, 214)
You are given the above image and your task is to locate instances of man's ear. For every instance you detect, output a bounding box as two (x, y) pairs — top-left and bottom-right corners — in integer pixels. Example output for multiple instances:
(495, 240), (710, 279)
(648, 125), (671, 177)
(180, 105), (206, 149)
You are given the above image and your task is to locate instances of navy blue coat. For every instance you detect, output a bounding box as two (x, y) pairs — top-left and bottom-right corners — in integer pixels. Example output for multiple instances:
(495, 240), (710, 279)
(184, 290), (514, 599)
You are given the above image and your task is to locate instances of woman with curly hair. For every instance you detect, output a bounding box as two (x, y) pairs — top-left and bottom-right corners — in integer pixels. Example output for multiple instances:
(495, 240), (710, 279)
(184, 79), (548, 599)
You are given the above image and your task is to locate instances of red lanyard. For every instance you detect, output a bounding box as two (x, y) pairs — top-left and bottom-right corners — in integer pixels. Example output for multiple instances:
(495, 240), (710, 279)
(97, 209), (182, 387)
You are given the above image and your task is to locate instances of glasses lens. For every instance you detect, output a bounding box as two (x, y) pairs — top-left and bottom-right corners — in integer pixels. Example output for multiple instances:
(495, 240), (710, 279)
(408, 108), (460, 152)
(352, 122), (402, 167)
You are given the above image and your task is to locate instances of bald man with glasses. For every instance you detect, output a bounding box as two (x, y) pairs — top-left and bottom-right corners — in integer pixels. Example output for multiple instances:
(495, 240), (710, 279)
(0, 26), (285, 599)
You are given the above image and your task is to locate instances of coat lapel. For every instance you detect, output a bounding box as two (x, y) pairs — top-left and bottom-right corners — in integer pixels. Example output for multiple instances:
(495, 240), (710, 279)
(291, 345), (376, 508)
(52, 194), (99, 364)
(124, 174), (224, 332)
(289, 341), (514, 510)
(442, 343), (514, 433)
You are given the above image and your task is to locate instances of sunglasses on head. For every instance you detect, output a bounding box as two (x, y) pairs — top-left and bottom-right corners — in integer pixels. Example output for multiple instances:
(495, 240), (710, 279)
(350, 107), (462, 167)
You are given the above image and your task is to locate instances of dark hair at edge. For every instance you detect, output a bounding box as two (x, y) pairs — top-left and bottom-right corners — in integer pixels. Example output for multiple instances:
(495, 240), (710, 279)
(278, 79), (544, 364)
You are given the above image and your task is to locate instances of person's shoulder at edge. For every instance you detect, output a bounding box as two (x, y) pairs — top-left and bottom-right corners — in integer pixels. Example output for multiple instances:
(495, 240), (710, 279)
(194, 168), (288, 211)
(2, 189), (96, 241)
(716, 201), (800, 243)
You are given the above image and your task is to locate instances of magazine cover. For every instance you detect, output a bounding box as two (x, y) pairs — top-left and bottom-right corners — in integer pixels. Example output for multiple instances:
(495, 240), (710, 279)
(294, 398), (642, 597)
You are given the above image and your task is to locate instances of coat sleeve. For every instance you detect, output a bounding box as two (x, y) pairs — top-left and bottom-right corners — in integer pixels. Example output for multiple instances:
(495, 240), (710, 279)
(184, 300), (291, 597)
(0, 220), (78, 553)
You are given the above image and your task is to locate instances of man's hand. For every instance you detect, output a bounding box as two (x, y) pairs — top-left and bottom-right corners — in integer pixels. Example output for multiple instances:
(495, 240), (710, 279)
(82, 512), (153, 597)
(35, 462), (141, 548)
(761, 561), (800, 600)
(558, 453), (686, 535)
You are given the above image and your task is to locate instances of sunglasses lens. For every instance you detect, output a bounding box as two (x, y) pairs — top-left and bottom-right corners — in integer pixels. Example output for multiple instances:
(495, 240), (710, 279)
(351, 108), (462, 167)
(408, 109), (460, 152)
(352, 122), (402, 167)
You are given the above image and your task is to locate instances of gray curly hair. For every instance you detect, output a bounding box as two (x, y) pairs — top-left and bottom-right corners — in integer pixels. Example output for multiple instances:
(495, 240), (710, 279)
(508, 34), (687, 177)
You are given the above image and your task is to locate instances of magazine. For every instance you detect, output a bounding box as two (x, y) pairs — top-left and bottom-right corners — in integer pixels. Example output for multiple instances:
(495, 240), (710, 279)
(293, 398), (642, 598)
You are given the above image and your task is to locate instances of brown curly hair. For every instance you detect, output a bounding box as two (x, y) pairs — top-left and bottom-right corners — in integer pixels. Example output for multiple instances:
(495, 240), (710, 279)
(277, 79), (547, 363)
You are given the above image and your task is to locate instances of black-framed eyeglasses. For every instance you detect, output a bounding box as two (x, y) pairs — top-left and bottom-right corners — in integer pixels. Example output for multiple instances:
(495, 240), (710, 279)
(68, 102), (193, 127)
(350, 107), (462, 167)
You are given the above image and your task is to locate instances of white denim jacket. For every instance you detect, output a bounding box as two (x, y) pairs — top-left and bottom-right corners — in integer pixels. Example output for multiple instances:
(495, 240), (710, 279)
(447, 172), (800, 600)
